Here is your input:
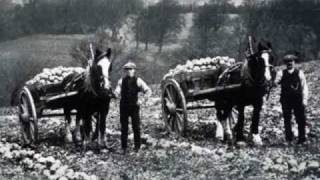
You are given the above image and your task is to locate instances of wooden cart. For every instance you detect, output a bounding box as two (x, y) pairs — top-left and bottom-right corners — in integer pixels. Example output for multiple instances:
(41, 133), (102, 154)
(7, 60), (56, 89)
(161, 63), (242, 136)
(18, 73), (83, 144)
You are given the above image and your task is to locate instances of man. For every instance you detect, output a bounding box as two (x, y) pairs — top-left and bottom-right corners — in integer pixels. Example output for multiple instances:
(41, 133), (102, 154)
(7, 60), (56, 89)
(275, 53), (309, 145)
(114, 61), (152, 154)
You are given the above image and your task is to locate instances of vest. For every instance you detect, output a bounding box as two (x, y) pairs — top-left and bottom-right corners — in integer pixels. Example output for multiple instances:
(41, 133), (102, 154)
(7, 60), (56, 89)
(280, 69), (302, 101)
(120, 76), (141, 106)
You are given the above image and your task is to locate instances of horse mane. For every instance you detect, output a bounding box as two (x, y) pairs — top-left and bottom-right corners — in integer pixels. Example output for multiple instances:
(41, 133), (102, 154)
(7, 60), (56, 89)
(82, 67), (98, 96)
(241, 58), (254, 86)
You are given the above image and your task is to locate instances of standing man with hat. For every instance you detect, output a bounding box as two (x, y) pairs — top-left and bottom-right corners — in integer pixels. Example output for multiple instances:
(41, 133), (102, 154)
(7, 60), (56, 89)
(274, 53), (309, 145)
(114, 61), (152, 154)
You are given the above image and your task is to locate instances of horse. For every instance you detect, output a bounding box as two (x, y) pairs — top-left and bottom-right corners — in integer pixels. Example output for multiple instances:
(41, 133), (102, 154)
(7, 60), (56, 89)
(215, 40), (275, 146)
(62, 48), (113, 149)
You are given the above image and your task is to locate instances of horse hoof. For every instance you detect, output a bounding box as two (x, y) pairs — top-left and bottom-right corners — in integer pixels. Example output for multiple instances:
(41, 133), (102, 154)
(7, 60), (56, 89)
(251, 134), (263, 146)
(73, 131), (82, 142)
(224, 133), (233, 144)
(98, 137), (107, 148)
(82, 140), (89, 151)
(236, 141), (247, 147)
(75, 134), (82, 142)
(92, 131), (98, 141)
(65, 134), (73, 143)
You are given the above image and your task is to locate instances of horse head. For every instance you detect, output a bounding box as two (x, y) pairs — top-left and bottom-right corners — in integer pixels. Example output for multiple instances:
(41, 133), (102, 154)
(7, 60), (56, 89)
(89, 48), (113, 95)
(247, 40), (275, 87)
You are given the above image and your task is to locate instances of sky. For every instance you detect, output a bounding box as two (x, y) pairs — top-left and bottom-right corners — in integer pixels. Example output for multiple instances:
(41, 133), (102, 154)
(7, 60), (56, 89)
(231, 0), (243, 6)
(13, 0), (245, 6)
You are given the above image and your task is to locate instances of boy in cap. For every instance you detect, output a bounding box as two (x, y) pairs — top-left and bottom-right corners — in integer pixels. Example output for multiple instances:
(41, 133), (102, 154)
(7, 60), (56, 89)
(114, 61), (152, 154)
(274, 53), (309, 145)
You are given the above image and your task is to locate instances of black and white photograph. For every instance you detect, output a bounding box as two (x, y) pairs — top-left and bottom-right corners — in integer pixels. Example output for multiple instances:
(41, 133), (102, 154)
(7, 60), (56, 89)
(0, 0), (319, 179)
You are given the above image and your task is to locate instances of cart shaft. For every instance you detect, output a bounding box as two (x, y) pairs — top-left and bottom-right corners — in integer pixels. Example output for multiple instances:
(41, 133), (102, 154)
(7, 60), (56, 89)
(41, 112), (77, 117)
(187, 103), (215, 110)
(190, 84), (241, 96)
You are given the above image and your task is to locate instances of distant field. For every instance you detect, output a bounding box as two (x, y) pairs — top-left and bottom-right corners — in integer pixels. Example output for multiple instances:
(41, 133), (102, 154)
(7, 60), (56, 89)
(0, 34), (88, 68)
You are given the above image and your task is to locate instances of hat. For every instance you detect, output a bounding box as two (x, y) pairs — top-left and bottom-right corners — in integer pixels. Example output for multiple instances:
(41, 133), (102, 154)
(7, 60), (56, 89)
(283, 54), (298, 62)
(95, 49), (107, 61)
(123, 62), (137, 69)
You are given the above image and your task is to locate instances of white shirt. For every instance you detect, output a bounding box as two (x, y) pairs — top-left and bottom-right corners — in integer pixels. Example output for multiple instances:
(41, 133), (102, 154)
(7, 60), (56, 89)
(274, 68), (309, 105)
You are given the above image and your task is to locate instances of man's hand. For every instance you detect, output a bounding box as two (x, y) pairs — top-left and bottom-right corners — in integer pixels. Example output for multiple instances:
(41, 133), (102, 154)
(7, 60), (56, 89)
(137, 99), (143, 106)
(303, 100), (308, 107)
(137, 98), (148, 106)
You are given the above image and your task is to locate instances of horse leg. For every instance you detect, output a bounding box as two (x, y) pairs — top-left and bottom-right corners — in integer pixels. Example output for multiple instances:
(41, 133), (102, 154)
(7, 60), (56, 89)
(64, 108), (73, 143)
(98, 100), (110, 147)
(74, 113), (82, 142)
(216, 103), (233, 143)
(223, 107), (234, 143)
(251, 101), (263, 146)
(234, 105), (245, 142)
(215, 108), (225, 141)
(98, 111), (107, 148)
(92, 113), (99, 141)
(83, 115), (92, 150)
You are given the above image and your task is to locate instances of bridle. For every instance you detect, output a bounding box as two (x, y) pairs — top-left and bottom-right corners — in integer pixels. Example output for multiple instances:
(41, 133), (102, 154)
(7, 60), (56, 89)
(88, 57), (113, 97)
(245, 49), (274, 88)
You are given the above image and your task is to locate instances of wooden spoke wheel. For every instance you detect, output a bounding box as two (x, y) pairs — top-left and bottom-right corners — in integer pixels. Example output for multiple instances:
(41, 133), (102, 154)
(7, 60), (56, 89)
(161, 79), (187, 136)
(19, 87), (38, 145)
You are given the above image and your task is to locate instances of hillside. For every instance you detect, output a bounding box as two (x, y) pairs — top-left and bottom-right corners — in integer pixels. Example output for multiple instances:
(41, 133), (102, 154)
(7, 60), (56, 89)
(0, 34), (87, 67)
(0, 11), (195, 106)
(0, 60), (319, 179)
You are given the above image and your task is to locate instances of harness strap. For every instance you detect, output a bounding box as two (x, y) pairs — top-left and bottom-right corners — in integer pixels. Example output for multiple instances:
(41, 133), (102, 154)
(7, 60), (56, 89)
(241, 59), (254, 82)
(216, 63), (242, 86)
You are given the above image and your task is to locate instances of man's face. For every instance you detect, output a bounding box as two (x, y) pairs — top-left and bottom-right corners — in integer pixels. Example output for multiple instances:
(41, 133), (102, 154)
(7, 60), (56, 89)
(286, 60), (295, 70)
(125, 68), (136, 77)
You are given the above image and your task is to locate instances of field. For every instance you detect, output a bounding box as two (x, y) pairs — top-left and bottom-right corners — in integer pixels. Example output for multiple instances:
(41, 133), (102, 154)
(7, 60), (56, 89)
(0, 61), (319, 179)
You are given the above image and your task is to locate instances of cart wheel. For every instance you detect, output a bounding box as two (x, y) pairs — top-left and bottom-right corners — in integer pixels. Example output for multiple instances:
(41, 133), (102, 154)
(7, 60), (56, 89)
(19, 87), (38, 145)
(161, 79), (187, 136)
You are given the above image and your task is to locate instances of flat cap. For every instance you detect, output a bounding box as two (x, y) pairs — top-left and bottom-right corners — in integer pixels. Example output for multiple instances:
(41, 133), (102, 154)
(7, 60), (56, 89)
(123, 61), (137, 69)
(283, 54), (298, 62)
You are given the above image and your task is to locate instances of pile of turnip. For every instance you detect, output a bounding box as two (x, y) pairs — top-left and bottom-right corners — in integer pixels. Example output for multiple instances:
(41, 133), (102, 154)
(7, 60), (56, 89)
(163, 56), (236, 80)
(0, 141), (99, 180)
(26, 66), (85, 86)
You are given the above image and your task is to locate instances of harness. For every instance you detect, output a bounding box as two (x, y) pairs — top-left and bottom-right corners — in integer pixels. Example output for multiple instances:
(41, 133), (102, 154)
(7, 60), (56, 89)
(217, 52), (274, 97)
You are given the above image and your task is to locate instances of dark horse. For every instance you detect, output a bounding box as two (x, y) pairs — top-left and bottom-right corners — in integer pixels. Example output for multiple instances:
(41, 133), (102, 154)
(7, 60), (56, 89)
(62, 48), (113, 149)
(215, 40), (275, 146)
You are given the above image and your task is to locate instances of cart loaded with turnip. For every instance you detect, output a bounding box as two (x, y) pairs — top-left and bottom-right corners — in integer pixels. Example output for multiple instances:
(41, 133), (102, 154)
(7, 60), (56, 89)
(18, 66), (85, 145)
(161, 56), (241, 136)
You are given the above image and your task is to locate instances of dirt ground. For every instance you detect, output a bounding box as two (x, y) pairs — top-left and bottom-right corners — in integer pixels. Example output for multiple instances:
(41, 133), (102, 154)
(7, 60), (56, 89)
(0, 61), (320, 180)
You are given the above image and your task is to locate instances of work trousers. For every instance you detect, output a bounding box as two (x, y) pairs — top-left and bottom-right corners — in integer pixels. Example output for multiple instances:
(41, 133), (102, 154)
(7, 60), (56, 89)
(281, 98), (306, 142)
(120, 104), (141, 150)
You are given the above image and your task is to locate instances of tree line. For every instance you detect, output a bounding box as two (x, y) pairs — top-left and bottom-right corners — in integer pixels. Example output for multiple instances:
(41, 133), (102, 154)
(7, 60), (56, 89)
(1, 0), (320, 59)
